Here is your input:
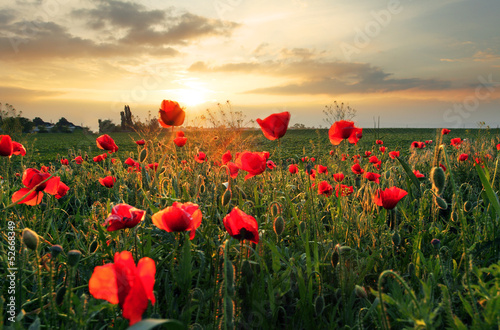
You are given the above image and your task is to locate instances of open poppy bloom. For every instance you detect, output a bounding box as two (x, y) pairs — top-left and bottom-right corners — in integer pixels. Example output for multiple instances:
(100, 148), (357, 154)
(96, 134), (119, 153)
(152, 202), (202, 240)
(60, 159), (69, 165)
(99, 176), (116, 188)
(89, 251), (156, 326)
(458, 153), (468, 162)
(373, 186), (407, 210)
(235, 151), (269, 180)
(223, 207), (259, 244)
(135, 139), (145, 146)
(389, 151), (400, 159)
(318, 181), (333, 196)
(104, 204), (145, 231)
(376, 140), (383, 145)
(12, 141), (26, 156)
(333, 172), (345, 182)
(379, 146), (387, 153)
(496, 143), (500, 151)
(75, 156), (83, 164)
(364, 151), (372, 157)
(227, 162), (239, 178)
(93, 154), (105, 162)
(335, 184), (353, 197)
(195, 152), (207, 163)
(413, 170), (425, 178)
(12, 168), (64, 205)
(351, 163), (364, 175)
(368, 156), (380, 164)
(158, 100), (185, 127)
(222, 151), (232, 164)
(441, 128), (451, 135)
(411, 141), (426, 149)
(317, 164), (328, 174)
(364, 172), (380, 184)
(0, 135), (13, 157)
(450, 138), (462, 148)
(266, 160), (276, 170)
(328, 120), (363, 145)
(147, 163), (159, 171)
(174, 136), (187, 147)
(256, 111), (291, 141)
(288, 164), (298, 174)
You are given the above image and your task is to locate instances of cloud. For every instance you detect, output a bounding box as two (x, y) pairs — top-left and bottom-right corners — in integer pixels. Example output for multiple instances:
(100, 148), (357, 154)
(0, 1), (239, 60)
(0, 86), (64, 101)
(440, 49), (500, 63)
(189, 55), (452, 95)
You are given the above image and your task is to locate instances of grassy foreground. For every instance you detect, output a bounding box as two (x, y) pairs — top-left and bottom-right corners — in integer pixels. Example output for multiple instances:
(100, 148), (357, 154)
(1, 127), (500, 329)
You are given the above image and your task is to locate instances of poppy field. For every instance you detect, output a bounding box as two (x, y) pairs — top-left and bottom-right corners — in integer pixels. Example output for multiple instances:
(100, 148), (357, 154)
(1, 102), (500, 329)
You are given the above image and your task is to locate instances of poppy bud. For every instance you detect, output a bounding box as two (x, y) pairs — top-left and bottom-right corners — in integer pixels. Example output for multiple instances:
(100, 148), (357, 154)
(430, 166), (445, 195)
(451, 211), (458, 222)
(271, 204), (280, 217)
(139, 148), (148, 163)
(431, 238), (441, 249)
(392, 231), (401, 246)
(67, 250), (82, 267)
(314, 295), (325, 315)
(435, 196), (448, 210)
(225, 259), (235, 297)
(407, 262), (415, 277)
(22, 228), (39, 250)
(50, 245), (63, 259)
(222, 189), (232, 206)
(339, 245), (351, 255)
(463, 201), (472, 213)
(299, 221), (306, 235)
(331, 249), (339, 268)
(273, 216), (285, 236)
(56, 286), (66, 305)
(354, 285), (368, 299)
(384, 171), (391, 180)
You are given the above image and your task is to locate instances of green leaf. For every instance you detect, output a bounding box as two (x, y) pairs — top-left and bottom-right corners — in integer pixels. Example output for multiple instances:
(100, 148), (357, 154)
(396, 156), (421, 196)
(127, 318), (186, 330)
(476, 164), (500, 217)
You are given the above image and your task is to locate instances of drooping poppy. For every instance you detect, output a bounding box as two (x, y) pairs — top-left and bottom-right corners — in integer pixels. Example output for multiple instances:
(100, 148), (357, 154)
(335, 184), (354, 197)
(441, 128), (451, 135)
(104, 203), (145, 231)
(222, 151), (232, 165)
(333, 172), (345, 182)
(99, 176), (116, 188)
(458, 153), (468, 162)
(288, 164), (298, 174)
(152, 202), (202, 240)
(12, 141), (26, 156)
(195, 152), (207, 163)
(135, 139), (145, 146)
(235, 151), (269, 180)
(0, 135), (13, 157)
(389, 151), (400, 159)
(450, 138), (462, 148)
(11, 168), (63, 205)
(373, 186), (407, 210)
(351, 163), (364, 175)
(158, 100), (185, 127)
(364, 172), (380, 184)
(88, 251), (156, 326)
(318, 181), (333, 196)
(328, 120), (363, 145)
(256, 111), (291, 141)
(96, 134), (119, 153)
(223, 207), (259, 244)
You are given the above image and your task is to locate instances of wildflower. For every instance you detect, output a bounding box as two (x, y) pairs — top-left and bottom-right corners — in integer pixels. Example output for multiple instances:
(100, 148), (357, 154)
(328, 120), (363, 145)
(364, 151), (372, 157)
(450, 138), (462, 148)
(222, 150), (232, 164)
(147, 163), (159, 171)
(439, 163), (447, 172)
(333, 172), (345, 182)
(173, 136), (187, 147)
(60, 158), (69, 165)
(373, 186), (407, 210)
(0, 135), (13, 157)
(195, 152), (207, 163)
(379, 146), (387, 153)
(158, 100), (185, 127)
(364, 172), (381, 184)
(12, 141), (26, 156)
(389, 151), (400, 159)
(413, 170), (425, 178)
(317, 164), (328, 174)
(135, 139), (145, 145)
(223, 207), (259, 244)
(74, 156), (83, 164)
(266, 160), (276, 170)
(411, 141), (425, 149)
(335, 184), (353, 197)
(104, 203), (145, 231)
(235, 151), (269, 180)
(227, 162), (240, 178)
(351, 163), (364, 175)
(441, 128), (450, 135)
(11, 168), (65, 205)
(458, 153), (468, 162)
(288, 164), (299, 174)
(89, 251), (156, 326)
(368, 156), (380, 164)
(152, 202), (202, 240)
(99, 176), (116, 188)
(376, 140), (383, 145)
(256, 111), (291, 140)
(96, 134), (119, 153)
(318, 181), (333, 196)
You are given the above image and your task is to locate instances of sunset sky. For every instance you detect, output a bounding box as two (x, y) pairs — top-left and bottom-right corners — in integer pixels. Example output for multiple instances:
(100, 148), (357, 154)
(1, 0), (499, 131)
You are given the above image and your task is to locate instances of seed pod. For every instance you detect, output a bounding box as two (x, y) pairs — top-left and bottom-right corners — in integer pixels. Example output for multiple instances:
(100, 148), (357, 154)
(50, 245), (63, 259)
(392, 231), (401, 246)
(463, 201), (472, 213)
(222, 189), (232, 206)
(451, 211), (458, 222)
(271, 204), (280, 217)
(430, 166), (445, 194)
(314, 295), (325, 315)
(139, 148), (148, 163)
(224, 259), (235, 297)
(22, 228), (39, 251)
(56, 287), (66, 305)
(354, 285), (368, 299)
(435, 196), (448, 210)
(273, 216), (285, 236)
(407, 262), (415, 277)
(67, 250), (82, 267)
(339, 245), (351, 255)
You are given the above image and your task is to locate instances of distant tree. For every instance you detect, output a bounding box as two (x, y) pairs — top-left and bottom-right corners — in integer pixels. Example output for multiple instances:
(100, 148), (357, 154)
(291, 123), (306, 129)
(323, 101), (357, 126)
(98, 119), (119, 133)
(120, 105), (134, 131)
(0, 103), (33, 134)
(33, 117), (46, 126)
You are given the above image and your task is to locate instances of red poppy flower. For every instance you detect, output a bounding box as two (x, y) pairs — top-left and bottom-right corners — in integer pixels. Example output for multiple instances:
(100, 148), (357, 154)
(93, 154), (104, 162)
(56, 181), (70, 199)
(333, 172), (345, 182)
(0, 135), (13, 157)
(266, 160), (276, 170)
(195, 152), (207, 163)
(368, 156), (380, 164)
(497, 143), (500, 151)
(411, 141), (426, 149)
(174, 136), (187, 147)
(317, 164), (328, 174)
(351, 163), (364, 175)
(11, 168), (63, 205)
(458, 153), (468, 162)
(379, 146), (387, 153)
(96, 134), (119, 153)
(389, 151), (400, 159)
(256, 111), (291, 141)
(328, 120), (363, 145)
(135, 139), (145, 146)
(335, 184), (353, 197)
(104, 203), (145, 231)
(318, 181), (333, 196)
(12, 141), (26, 156)
(158, 100), (185, 127)
(60, 159), (69, 165)
(341, 154), (348, 161)
(413, 170), (425, 178)
(222, 150), (232, 164)
(376, 140), (383, 145)
(364, 151), (372, 157)
(450, 138), (462, 148)
(227, 162), (239, 178)
(310, 157), (316, 162)
(99, 176), (116, 188)
(125, 158), (141, 172)
(235, 151), (269, 180)
(440, 163), (447, 172)
(307, 168), (316, 180)
(152, 202), (202, 240)
(364, 172), (380, 184)
(329, 150), (335, 156)
(288, 164), (298, 174)
(373, 186), (407, 210)
(441, 128), (450, 135)
(223, 207), (259, 244)
(147, 163), (159, 171)
(74, 156), (83, 164)
(89, 251), (156, 326)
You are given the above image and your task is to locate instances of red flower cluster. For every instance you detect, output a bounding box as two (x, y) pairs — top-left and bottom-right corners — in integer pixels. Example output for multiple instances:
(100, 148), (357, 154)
(0, 135), (26, 157)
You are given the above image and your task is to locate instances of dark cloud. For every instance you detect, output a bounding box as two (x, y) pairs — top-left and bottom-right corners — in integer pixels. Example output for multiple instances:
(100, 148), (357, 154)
(189, 56), (451, 95)
(0, 1), (238, 60)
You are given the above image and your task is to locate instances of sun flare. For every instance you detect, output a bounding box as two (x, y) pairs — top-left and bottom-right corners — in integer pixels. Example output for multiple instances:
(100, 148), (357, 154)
(173, 88), (208, 107)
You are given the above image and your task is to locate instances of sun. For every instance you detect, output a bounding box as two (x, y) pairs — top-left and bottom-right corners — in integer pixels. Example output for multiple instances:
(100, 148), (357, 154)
(173, 88), (208, 107)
